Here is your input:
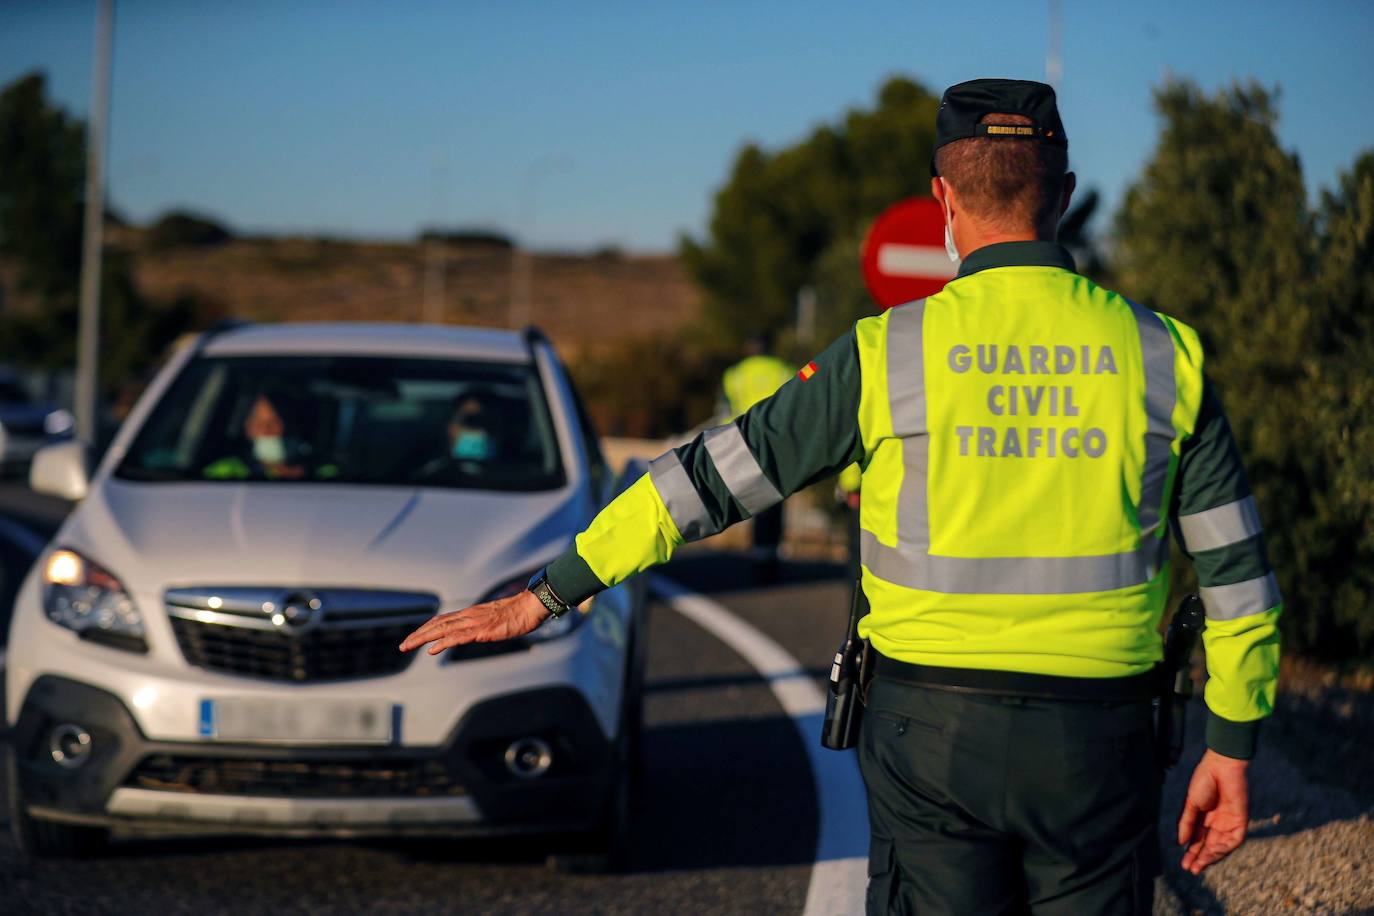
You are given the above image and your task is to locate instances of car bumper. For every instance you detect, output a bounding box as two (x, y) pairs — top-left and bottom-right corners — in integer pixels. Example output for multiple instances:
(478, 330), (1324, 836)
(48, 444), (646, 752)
(10, 675), (615, 838)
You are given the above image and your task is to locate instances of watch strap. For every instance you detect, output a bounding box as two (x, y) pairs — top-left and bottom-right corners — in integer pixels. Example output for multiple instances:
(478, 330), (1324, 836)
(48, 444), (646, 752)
(528, 570), (572, 618)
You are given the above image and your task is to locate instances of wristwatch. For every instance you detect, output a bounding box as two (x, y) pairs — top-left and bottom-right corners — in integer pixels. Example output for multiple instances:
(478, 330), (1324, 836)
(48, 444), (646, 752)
(527, 568), (573, 619)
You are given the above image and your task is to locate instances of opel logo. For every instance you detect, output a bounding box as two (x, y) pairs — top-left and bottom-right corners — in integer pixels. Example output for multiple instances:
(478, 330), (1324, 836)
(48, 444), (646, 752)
(266, 590), (323, 635)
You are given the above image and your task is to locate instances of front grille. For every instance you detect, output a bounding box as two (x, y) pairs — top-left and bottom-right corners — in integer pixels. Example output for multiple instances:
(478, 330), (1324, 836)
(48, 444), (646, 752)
(126, 754), (465, 798)
(170, 617), (418, 681)
(166, 587), (437, 682)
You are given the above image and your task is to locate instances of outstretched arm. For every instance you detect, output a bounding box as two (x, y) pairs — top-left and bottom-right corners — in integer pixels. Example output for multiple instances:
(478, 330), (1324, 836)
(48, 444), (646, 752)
(401, 330), (865, 655)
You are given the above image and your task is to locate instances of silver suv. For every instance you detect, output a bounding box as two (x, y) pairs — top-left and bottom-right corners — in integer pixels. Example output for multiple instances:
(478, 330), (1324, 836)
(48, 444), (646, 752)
(5, 322), (645, 868)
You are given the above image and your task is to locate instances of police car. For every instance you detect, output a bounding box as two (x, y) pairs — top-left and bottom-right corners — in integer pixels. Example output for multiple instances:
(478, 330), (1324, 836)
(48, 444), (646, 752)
(4, 322), (646, 868)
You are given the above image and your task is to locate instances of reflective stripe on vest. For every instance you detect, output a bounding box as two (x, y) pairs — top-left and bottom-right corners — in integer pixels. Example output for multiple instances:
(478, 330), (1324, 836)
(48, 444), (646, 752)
(1200, 571), (1282, 621)
(703, 423), (782, 516)
(649, 450), (715, 541)
(1129, 299), (1179, 539)
(860, 297), (1178, 595)
(1178, 495), (1262, 552)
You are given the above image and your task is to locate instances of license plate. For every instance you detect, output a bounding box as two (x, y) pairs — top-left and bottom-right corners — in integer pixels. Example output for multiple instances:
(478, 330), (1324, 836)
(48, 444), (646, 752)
(199, 697), (397, 744)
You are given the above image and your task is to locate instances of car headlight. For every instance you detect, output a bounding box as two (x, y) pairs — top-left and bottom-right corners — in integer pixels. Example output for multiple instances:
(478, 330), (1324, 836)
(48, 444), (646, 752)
(42, 549), (147, 653)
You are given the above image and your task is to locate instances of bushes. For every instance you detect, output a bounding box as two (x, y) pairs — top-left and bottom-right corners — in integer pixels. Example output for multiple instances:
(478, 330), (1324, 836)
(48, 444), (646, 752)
(569, 331), (731, 440)
(1114, 82), (1373, 660)
(145, 210), (232, 250)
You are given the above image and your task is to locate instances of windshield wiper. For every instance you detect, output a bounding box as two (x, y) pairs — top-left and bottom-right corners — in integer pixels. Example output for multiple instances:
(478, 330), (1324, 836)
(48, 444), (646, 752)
(116, 466), (193, 482)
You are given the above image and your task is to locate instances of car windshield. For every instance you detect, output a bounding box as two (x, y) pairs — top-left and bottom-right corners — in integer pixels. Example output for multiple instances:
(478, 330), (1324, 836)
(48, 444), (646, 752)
(116, 355), (566, 491)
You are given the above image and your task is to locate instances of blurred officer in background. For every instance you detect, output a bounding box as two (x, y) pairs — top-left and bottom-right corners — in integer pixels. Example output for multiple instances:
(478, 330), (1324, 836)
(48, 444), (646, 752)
(403, 79), (1282, 914)
(719, 337), (794, 579)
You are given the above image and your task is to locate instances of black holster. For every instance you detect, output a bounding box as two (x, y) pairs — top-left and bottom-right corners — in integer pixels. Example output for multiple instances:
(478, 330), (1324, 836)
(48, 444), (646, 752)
(1154, 594), (1206, 770)
(821, 584), (872, 750)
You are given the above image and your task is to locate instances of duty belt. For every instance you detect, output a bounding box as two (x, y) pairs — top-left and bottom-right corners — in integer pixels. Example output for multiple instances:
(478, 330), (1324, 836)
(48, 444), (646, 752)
(874, 653), (1160, 703)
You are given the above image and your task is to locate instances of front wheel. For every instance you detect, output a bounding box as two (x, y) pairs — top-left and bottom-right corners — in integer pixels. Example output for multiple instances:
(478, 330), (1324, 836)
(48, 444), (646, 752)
(4, 744), (108, 859)
(549, 637), (644, 874)
(548, 717), (639, 874)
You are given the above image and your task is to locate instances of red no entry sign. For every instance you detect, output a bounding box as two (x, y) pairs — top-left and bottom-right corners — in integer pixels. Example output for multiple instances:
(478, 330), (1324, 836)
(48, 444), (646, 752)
(860, 196), (957, 310)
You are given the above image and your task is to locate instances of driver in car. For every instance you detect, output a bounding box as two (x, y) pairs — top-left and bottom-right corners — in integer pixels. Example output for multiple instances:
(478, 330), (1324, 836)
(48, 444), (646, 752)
(416, 393), (500, 480)
(203, 390), (337, 481)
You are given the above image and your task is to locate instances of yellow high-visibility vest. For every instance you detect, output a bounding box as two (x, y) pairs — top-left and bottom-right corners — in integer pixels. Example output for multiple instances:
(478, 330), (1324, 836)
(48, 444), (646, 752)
(854, 266), (1207, 678)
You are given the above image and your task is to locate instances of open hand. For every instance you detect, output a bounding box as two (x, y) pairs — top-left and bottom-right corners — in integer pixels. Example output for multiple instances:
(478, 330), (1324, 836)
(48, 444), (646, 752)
(398, 591), (549, 655)
(1177, 749), (1250, 874)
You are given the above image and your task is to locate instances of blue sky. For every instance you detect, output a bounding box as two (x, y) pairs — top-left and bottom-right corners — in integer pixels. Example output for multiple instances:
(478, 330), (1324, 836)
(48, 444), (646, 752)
(3, 0), (1372, 251)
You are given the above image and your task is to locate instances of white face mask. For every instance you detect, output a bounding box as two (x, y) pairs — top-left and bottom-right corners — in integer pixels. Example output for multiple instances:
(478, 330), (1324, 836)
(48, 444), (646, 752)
(252, 435), (286, 465)
(944, 223), (960, 263)
(940, 178), (960, 263)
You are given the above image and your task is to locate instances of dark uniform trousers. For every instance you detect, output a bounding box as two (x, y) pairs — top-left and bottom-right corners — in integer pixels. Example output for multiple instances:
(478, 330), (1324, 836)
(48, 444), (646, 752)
(859, 676), (1161, 915)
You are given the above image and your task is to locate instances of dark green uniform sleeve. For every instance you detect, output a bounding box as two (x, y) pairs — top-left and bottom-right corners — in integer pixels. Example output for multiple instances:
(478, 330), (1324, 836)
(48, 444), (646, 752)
(545, 330), (863, 602)
(673, 329), (863, 534)
(1170, 377), (1283, 759)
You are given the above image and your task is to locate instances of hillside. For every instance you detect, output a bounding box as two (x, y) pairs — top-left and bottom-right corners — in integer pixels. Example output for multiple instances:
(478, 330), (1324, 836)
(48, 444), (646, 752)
(121, 233), (702, 360)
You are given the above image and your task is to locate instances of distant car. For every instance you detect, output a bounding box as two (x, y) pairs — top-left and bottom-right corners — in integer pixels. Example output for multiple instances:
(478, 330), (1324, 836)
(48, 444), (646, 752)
(0, 369), (73, 476)
(5, 322), (646, 869)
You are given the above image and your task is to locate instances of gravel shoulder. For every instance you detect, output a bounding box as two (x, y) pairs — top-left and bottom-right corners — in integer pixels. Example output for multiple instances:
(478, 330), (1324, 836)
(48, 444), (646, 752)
(1156, 676), (1374, 915)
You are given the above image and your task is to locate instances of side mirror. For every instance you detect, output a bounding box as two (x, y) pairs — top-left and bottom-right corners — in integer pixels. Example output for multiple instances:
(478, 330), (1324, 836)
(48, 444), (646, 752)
(30, 440), (91, 501)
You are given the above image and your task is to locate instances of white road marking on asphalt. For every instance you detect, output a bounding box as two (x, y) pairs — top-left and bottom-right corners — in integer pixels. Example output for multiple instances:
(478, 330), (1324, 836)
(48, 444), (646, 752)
(650, 575), (868, 916)
(876, 243), (959, 279)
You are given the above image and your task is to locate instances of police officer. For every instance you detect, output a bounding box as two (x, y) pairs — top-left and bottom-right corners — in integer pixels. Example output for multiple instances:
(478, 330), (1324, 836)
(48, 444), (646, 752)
(401, 79), (1281, 913)
(720, 337), (795, 577)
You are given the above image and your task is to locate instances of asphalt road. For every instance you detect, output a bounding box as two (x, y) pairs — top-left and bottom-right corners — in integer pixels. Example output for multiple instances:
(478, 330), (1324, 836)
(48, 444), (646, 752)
(3, 480), (1370, 914)
(0, 481), (855, 915)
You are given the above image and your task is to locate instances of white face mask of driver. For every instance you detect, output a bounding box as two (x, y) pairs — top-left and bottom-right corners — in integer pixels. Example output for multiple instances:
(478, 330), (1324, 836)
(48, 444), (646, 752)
(252, 435), (286, 465)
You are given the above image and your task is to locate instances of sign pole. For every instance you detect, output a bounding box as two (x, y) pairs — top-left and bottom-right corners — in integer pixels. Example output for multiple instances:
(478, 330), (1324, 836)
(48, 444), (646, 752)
(76, 0), (114, 446)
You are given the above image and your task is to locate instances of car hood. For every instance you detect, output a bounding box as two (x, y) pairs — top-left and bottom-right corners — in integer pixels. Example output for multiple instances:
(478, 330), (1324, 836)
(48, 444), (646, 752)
(63, 478), (590, 604)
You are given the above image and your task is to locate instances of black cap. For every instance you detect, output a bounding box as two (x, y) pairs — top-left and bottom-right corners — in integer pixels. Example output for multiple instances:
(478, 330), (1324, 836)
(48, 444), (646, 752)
(931, 78), (1067, 176)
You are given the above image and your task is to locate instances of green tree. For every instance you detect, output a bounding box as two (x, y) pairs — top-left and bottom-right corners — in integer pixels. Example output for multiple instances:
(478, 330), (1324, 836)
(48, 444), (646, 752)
(0, 72), (219, 406)
(145, 210), (233, 250)
(0, 72), (86, 301)
(689, 76), (1109, 355)
(1115, 80), (1372, 659)
(570, 327), (725, 439)
(1308, 153), (1374, 653)
(681, 77), (940, 349)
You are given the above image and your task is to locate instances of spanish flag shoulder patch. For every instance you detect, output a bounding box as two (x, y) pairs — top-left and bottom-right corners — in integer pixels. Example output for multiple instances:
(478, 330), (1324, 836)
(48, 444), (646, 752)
(798, 361), (819, 381)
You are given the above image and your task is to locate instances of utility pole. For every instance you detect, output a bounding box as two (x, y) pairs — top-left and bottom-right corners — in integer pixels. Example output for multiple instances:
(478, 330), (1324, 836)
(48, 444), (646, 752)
(507, 155), (571, 329)
(76, 0), (114, 445)
(422, 235), (445, 324)
(421, 157), (448, 324)
(1046, 0), (1063, 90)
